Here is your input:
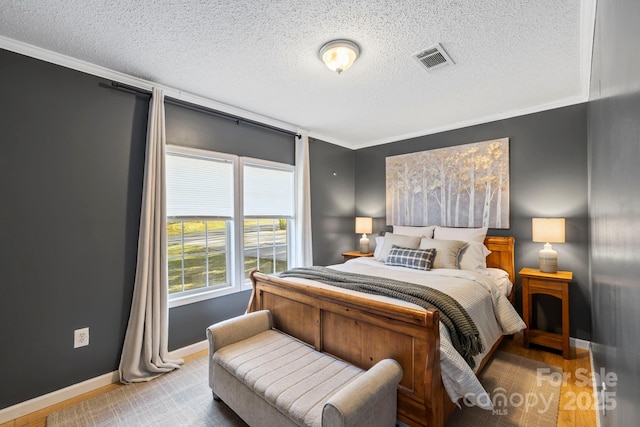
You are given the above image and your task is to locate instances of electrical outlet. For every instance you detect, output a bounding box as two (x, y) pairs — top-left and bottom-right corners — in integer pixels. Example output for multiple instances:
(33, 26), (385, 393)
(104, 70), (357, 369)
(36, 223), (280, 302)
(74, 327), (89, 348)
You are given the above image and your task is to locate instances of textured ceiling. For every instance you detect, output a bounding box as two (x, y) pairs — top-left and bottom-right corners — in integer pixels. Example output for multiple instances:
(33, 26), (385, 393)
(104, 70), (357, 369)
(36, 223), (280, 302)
(0, 0), (592, 148)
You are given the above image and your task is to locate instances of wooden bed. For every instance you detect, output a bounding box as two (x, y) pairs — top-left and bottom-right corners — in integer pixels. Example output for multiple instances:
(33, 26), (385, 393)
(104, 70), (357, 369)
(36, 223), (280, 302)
(247, 236), (515, 427)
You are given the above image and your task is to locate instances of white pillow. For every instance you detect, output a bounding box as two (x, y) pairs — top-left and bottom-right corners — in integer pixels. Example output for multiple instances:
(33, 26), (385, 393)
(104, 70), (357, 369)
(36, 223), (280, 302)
(373, 236), (385, 259)
(459, 242), (492, 271)
(419, 238), (468, 269)
(375, 233), (422, 261)
(392, 225), (436, 238)
(434, 226), (488, 244)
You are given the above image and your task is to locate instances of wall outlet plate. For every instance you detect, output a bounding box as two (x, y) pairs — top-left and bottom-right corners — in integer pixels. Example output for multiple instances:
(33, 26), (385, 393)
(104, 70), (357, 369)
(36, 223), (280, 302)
(74, 327), (89, 348)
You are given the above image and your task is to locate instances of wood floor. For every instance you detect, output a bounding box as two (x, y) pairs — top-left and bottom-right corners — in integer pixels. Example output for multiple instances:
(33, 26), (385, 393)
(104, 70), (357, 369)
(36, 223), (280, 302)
(499, 333), (597, 427)
(0, 350), (207, 427)
(1, 335), (596, 427)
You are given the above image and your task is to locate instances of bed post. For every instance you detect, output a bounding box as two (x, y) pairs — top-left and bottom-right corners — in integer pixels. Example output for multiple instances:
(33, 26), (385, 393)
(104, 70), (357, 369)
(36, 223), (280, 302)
(422, 309), (444, 427)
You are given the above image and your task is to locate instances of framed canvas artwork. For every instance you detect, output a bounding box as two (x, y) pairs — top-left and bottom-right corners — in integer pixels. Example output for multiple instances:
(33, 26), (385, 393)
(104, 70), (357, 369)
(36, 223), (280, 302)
(386, 137), (509, 228)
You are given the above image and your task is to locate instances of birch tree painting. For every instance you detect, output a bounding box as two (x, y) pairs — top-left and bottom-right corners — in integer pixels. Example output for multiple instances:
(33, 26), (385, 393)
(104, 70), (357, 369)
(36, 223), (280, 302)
(386, 138), (509, 228)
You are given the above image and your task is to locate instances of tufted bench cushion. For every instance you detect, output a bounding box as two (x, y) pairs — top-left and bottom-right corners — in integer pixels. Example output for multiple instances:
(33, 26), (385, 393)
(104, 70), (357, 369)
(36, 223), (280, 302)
(207, 310), (402, 427)
(214, 329), (364, 426)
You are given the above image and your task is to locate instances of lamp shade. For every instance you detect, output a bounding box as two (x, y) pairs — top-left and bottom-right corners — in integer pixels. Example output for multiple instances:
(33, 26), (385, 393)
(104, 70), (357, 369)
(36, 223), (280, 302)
(532, 218), (565, 243)
(532, 218), (565, 273)
(355, 217), (372, 234)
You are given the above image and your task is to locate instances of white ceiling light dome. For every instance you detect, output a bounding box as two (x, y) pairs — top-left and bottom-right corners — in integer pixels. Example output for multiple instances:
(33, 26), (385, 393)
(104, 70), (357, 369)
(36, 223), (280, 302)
(319, 39), (360, 74)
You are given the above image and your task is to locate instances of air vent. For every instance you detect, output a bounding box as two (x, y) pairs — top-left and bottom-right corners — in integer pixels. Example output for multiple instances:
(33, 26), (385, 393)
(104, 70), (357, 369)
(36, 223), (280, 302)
(412, 43), (454, 72)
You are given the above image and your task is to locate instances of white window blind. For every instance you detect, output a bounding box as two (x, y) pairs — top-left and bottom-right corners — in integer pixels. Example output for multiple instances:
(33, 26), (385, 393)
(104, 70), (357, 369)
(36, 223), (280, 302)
(166, 153), (234, 218)
(243, 163), (294, 217)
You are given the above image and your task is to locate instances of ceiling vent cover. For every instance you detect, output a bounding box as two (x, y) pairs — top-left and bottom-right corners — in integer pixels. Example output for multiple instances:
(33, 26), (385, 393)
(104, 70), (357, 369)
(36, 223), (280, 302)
(412, 43), (454, 72)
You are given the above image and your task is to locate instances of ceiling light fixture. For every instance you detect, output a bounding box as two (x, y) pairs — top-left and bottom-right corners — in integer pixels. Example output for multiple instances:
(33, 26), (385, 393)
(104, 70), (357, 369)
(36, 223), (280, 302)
(319, 39), (360, 74)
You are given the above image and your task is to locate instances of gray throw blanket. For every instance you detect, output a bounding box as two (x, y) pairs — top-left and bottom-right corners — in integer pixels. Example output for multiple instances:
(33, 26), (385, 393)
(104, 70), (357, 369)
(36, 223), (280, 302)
(279, 266), (483, 368)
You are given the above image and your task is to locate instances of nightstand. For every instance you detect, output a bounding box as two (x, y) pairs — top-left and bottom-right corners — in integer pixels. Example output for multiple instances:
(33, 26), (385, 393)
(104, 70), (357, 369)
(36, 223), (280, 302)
(519, 267), (573, 359)
(341, 251), (374, 262)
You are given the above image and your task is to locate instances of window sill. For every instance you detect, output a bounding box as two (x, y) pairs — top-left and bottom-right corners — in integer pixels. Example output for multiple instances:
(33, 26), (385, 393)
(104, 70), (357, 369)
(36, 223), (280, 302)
(168, 285), (239, 308)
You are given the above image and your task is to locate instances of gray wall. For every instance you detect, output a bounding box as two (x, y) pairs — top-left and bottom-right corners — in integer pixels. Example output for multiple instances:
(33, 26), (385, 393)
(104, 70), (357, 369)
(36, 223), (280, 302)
(0, 48), (296, 409)
(0, 49), (147, 408)
(165, 103), (295, 165)
(309, 138), (356, 266)
(588, 0), (640, 424)
(355, 104), (590, 340)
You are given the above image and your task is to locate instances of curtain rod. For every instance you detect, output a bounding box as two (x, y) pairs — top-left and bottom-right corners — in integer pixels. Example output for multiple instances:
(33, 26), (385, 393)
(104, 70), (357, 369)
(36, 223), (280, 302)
(110, 81), (301, 140)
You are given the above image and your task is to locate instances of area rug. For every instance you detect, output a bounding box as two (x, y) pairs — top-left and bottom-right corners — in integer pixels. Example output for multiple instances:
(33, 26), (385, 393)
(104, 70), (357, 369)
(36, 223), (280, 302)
(446, 351), (562, 426)
(46, 356), (247, 427)
(48, 351), (561, 427)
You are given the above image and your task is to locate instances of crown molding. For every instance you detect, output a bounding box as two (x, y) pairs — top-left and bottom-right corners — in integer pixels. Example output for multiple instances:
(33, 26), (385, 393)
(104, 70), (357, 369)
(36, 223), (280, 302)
(349, 95), (587, 150)
(0, 35), (299, 136)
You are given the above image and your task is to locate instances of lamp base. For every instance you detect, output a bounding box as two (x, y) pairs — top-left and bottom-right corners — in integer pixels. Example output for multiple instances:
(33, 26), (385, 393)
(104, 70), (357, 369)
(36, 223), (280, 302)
(538, 249), (558, 273)
(359, 237), (370, 254)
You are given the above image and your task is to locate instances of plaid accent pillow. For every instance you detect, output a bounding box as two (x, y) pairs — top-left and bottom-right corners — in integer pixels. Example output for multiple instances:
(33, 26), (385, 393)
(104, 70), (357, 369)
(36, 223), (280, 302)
(385, 245), (437, 271)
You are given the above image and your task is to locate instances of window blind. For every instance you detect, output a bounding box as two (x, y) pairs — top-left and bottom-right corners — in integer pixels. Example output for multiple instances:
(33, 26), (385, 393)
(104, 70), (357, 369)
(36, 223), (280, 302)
(166, 153), (234, 218)
(243, 163), (294, 217)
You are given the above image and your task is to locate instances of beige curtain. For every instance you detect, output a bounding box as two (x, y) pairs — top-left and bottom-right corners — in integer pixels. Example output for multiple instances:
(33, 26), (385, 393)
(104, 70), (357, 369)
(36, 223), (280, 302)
(119, 87), (183, 383)
(294, 131), (313, 267)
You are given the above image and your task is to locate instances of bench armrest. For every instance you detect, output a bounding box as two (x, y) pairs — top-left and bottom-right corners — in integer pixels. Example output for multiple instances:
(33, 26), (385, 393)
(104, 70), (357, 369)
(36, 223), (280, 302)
(207, 310), (273, 392)
(322, 358), (403, 427)
(206, 310), (273, 354)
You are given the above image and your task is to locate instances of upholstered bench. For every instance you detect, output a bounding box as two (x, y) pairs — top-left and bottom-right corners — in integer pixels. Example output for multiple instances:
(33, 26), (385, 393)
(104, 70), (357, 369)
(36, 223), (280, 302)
(207, 310), (402, 427)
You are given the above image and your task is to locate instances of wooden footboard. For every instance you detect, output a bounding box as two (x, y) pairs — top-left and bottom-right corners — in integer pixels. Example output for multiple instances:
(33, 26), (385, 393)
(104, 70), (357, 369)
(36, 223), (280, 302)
(248, 236), (515, 427)
(248, 270), (446, 427)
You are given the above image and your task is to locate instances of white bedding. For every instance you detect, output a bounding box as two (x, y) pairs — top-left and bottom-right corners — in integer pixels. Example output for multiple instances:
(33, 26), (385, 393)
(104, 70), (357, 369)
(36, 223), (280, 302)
(290, 257), (526, 409)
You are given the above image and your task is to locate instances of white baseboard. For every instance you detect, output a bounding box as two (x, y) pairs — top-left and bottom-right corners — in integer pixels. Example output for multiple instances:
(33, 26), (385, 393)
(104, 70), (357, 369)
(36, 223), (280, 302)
(0, 370), (119, 424)
(168, 339), (208, 359)
(589, 344), (603, 427)
(0, 339), (208, 424)
(570, 338), (601, 427)
(571, 336), (590, 350)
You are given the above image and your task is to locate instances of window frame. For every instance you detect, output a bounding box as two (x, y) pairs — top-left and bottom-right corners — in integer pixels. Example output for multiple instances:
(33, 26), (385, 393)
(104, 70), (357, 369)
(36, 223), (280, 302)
(239, 158), (295, 291)
(241, 217), (291, 283)
(238, 157), (297, 290)
(166, 145), (295, 307)
(166, 146), (240, 308)
(167, 217), (233, 296)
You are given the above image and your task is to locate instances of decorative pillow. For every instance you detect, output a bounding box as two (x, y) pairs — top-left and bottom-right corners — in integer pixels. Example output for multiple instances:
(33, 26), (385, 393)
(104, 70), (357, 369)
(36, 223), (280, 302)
(373, 236), (385, 259)
(459, 242), (492, 271)
(375, 233), (422, 261)
(392, 225), (436, 238)
(385, 245), (437, 271)
(419, 238), (468, 269)
(433, 226), (488, 244)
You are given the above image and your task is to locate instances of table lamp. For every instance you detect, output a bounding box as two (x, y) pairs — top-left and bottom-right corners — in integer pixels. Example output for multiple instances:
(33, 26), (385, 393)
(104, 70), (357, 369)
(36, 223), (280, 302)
(532, 218), (565, 273)
(355, 217), (373, 254)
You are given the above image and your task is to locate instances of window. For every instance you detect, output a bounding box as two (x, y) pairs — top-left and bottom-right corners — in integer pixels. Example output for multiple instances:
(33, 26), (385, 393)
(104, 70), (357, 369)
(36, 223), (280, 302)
(242, 218), (289, 278)
(166, 148), (236, 305)
(242, 161), (294, 282)
(166, 146), (295, 305)
(167, 219), (230, 293)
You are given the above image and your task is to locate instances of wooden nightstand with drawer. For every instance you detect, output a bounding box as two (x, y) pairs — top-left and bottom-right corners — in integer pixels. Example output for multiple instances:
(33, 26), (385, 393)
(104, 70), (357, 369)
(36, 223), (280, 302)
(519, 267), (573, 359)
